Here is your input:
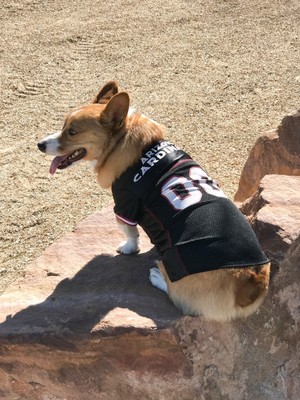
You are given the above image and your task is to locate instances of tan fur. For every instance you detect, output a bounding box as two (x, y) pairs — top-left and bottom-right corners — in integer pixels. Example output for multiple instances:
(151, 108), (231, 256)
(95, 112), (165, 188)
(157, 261), (270, 321)
(40, 81), (271, 321)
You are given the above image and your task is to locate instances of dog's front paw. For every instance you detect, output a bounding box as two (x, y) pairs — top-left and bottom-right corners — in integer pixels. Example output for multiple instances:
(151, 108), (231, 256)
(117, 239), (140, 255)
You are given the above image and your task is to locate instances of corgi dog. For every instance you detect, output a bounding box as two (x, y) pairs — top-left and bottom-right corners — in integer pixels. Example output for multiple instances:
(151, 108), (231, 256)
(38, 81), (270, 321)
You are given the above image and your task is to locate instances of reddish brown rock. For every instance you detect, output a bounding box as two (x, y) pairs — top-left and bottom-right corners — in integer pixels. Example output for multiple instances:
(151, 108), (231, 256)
(234, 109), (300, 202)
(0, 200), (299, 399)
(240, 174), (300, 265)
(0, 205), (181, 336)
(174, 235), (300, 400)
(0, 206), (191, 399)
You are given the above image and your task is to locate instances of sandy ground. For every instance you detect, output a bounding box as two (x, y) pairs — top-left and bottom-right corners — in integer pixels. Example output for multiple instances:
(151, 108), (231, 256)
(1, 0), (300, 293)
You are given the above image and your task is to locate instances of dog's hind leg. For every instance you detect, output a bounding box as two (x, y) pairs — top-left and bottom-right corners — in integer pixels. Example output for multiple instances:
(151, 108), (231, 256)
(149, 267), (168, 293)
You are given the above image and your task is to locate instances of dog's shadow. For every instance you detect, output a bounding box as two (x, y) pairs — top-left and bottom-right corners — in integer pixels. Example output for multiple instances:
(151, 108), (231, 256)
(0, 248), (181, 340)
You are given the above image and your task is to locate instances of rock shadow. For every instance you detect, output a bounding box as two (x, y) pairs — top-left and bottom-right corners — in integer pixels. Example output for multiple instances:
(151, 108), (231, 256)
(0, 248), (181, 341)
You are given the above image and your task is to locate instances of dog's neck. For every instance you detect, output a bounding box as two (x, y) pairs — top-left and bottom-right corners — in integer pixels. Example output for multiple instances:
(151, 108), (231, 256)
(95, 112), (165, 188)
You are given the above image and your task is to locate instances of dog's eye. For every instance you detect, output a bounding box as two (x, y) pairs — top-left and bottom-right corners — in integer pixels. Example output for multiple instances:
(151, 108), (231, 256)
(69, 128), (78, 136)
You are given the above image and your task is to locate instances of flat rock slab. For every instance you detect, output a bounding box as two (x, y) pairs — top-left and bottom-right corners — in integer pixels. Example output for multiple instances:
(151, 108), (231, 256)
(0, 203), (299, 399)
(0, 205), (181, 338)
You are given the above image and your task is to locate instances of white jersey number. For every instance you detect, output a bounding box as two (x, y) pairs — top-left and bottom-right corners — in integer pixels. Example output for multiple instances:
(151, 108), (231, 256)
(161, 166), (226, 211)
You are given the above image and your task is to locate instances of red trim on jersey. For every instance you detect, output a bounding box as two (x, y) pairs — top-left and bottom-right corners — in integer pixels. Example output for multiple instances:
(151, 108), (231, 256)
(115, 214), (138, 226)
(170, 158), (196, 170)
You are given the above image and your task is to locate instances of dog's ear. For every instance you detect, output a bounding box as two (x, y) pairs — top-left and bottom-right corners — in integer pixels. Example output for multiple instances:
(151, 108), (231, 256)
(93, 81), (119, 104)
(100, 92), (130, 130)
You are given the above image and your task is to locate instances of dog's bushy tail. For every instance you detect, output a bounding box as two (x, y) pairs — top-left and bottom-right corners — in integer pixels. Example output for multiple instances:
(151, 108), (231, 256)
(235, 263), (271, 307)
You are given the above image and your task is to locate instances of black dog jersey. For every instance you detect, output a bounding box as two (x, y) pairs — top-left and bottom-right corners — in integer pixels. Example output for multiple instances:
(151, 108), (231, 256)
(112, 140), (268, 282)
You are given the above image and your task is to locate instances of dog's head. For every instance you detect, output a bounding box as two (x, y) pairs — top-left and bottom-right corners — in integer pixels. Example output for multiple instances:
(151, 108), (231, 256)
(38, 81), (129, 175)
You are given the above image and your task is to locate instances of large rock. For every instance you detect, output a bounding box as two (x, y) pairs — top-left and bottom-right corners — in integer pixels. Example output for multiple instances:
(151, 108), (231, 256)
(234, 109), (300, 202)
(0, 196), (299, 400)
(0, 206), (186, 400)
(0, 206), (181, 337)
(240, 174), (300, 266)
(174, 235), (300, 400)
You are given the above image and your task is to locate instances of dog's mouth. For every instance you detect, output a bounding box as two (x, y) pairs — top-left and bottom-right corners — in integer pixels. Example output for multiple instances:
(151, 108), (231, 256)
(50, 148), (87, 175)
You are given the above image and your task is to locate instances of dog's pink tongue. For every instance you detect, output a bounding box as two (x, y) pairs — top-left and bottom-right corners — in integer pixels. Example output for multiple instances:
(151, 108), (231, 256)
(50, 155), (68, 175)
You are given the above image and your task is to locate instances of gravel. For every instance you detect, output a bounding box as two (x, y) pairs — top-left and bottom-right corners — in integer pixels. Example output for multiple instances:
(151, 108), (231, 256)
(1, 0), (300, 293)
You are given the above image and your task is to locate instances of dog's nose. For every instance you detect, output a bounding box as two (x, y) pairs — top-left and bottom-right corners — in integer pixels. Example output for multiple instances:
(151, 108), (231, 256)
(37, 141), (46, 153)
